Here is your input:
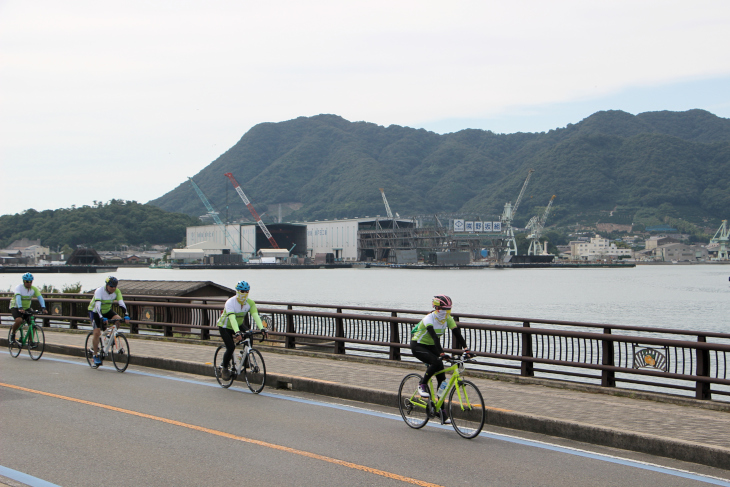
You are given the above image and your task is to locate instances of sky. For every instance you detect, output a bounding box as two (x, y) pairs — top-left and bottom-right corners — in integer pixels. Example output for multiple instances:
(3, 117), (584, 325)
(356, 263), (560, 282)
(1, 1), (729, 217)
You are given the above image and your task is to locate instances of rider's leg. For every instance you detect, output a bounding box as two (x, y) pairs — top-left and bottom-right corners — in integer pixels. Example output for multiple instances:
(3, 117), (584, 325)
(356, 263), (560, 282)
(219, 327), (235, 368)
(411, 342), (444, 385)
(89, 312), (102, 354)
(10, 309), (23, 339)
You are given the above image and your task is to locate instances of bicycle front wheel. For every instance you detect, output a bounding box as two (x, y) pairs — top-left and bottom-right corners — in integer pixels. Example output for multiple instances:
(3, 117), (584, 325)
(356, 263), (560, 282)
(448, 379), (485, 439)
(111, 333), (130, 372)
(84, 332), (95, 367)
(398, 373), (429, 429)
(27, 325), (45, 361)
(8, 325), (23, 358)
(244, 349), (266, 394)
(213, 345), (234, 388)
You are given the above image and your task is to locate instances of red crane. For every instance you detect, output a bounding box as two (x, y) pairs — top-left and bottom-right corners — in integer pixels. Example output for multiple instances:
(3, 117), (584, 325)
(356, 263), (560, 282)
(224, 172), (280, 249)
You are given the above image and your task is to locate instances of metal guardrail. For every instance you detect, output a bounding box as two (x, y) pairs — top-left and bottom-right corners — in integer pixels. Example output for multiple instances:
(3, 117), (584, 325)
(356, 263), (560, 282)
(1, 293), (729, 401)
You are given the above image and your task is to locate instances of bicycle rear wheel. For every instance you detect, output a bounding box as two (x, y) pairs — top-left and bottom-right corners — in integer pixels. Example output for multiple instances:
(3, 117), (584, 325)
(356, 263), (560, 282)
(213, 345), (235, 388)
(244, 349), (266, 394)
(8, 325), (23, 358)
(27, 325), (45, 361)
(448, 379), (485, 439)
(84, 332), (95, 367)
(398, 373), (429, 429)
(111, 333), (130, 372)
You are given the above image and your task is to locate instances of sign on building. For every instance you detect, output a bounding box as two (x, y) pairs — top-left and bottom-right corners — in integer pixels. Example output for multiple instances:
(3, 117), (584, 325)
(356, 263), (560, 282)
(465, 221), (474, 232)
(474, 221), (483, 232)
(454, 220), (465, 232)
(493, 222), (502, 232)
(483, 222), (493, 232)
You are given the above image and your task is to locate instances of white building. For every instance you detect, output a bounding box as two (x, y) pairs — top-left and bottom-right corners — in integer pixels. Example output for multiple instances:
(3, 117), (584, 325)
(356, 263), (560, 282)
(304, 219), (360, 261)
(569, 235), (632, 261)
(186, 224), (257, 256)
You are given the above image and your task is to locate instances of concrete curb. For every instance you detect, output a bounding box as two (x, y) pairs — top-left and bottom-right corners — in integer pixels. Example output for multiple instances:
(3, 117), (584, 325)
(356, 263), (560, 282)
(3, 339), (730, 470)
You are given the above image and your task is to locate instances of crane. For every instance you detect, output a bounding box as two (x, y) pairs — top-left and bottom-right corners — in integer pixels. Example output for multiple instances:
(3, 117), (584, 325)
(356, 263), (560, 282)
(526, 195), (556, 255)
(501, 169), (534, 256)
(188, 178), (244, 255)
(224, 172), (280, 249)
(710, 220), (729, 260)
(379, 188), (399, 229)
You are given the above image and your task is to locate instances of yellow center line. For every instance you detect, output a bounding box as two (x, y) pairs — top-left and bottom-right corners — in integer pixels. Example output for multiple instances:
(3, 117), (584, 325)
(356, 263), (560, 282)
(0, 382), (443, 487)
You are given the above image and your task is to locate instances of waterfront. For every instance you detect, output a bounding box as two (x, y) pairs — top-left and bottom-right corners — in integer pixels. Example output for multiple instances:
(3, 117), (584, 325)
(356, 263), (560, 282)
(1, 265), (729, 334)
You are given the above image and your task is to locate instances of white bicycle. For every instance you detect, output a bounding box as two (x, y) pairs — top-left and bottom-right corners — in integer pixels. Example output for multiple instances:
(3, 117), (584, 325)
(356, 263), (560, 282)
(214, 329), (267, 393)
(84, 319), (130, 372)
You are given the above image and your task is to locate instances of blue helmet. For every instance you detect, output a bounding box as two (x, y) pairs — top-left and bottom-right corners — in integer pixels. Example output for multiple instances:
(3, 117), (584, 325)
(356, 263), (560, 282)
(105, 276), (119, 287)
(235, 280), (250, 292)
(22, 272), (34, 282)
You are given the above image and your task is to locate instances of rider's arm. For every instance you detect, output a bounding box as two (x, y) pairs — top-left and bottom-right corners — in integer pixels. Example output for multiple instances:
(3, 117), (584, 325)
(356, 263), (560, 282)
(426, 326), (444, 355)
(15, 293), (23, 308)
(226, 312), (242, 333)
(247, 299), (265, 330)
(115, 290), (128, 316)
(447, 316), (467, 350)
(33, 286), (46, 309)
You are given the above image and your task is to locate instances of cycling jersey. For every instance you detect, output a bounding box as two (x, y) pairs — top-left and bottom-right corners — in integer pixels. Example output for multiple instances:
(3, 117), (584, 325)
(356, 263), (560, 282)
(216, 296), (264, 333)
(87, 286), (127, 317)
(411, 311), (457, 346)
(12, 284), (46, 309)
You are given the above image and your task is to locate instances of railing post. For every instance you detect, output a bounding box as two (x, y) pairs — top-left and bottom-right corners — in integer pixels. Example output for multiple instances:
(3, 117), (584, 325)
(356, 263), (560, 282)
(696, 336), (711, 400)
(164, 301), (173, 337)
(521, 321), (534, 377)
(200, 301), (210, 340)
(389, 311), (401, 361)
(334, 308), (345, 354)
(285, 305), (295, 349)
(601, 328), (615, 387)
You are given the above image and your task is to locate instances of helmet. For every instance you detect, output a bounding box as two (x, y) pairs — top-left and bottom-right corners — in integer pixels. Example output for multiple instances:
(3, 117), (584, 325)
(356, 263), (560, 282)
(235, 281), (250, 292)
(22, 272), (34, 282)
(432, 295), (452, 309)
(105, 276), (119, 287)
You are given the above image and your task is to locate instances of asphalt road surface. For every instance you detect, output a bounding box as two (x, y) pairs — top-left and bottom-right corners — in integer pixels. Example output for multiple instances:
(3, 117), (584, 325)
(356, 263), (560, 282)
(2, 351), (729, 487)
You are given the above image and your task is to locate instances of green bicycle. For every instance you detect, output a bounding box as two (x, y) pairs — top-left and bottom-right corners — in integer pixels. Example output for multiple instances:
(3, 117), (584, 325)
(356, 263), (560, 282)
(398, 354), (486, 439)
(8, 309), (46, 361)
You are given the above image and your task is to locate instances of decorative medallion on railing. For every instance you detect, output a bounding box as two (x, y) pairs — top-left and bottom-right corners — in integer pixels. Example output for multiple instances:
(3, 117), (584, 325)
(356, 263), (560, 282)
(632, 345), (669, 372)
(51, 304), (63, 316)
(140, 306), (155, 321)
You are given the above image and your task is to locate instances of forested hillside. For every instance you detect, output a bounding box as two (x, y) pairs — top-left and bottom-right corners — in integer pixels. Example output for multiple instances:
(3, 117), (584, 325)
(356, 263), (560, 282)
(0, 200), (198, 250)
(149, 109), (730, 228)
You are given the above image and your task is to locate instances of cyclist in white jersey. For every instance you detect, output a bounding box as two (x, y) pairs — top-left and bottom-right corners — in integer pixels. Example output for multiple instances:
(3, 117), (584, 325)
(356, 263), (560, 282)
(9, 273), (47, 344)
(87, 276), (129, 368)
(216, 280), (267, 381)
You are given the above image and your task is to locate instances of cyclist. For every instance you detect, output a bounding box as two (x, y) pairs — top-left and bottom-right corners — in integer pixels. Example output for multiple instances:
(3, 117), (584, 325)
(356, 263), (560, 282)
(9, 273), (47, 344)
(87, 276), (129, 368)
(216, 280), (267, 381)
(411, 295), (470, 421)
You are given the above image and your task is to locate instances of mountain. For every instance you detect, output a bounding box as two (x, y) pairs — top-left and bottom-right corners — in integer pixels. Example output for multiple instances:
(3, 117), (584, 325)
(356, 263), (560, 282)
(148, 110), (730, 228)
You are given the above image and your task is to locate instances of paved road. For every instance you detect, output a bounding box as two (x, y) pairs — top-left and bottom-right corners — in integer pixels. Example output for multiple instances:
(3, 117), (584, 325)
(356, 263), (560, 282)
(2, 352), (730, 487)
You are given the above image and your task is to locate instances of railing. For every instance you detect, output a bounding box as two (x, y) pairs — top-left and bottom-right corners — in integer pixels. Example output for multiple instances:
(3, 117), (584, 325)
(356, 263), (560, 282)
(2, 293), (729, 401)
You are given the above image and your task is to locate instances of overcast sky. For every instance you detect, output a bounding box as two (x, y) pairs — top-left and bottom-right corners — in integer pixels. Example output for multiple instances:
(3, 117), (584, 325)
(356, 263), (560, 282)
(2, 1), (729, 217)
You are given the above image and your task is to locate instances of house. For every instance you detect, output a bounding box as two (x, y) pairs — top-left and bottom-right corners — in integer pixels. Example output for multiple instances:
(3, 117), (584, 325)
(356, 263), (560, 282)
(569, 235), (632, 261)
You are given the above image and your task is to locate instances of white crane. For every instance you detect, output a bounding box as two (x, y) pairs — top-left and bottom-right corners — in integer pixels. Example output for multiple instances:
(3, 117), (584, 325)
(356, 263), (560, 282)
(527, 195), (556, 255)
(710, 220), (729, 260)
(188, 178), (245, 255)
(224, 172), (280, 249)
(379, 188), (399, 229)
(502, 169), (534, 256)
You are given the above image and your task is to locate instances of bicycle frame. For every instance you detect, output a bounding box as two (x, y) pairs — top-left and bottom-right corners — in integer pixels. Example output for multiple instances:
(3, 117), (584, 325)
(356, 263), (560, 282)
(409, 359), (473, 415)
(232, 337), (254, 376)
(16, 313), (38, 346)
(100, 322), (121, 355)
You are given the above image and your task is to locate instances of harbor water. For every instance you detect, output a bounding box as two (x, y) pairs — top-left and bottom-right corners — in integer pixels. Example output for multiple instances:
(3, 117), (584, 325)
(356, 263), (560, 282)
(1, 264), (728, 334)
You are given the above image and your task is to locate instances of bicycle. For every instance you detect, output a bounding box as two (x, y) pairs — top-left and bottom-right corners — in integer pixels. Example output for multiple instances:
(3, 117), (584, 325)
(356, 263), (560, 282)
(213, 329), (267, 393)
(398, 354), (486, 439)
(84, 318), (130, 372)
(7, 309), (45, 361)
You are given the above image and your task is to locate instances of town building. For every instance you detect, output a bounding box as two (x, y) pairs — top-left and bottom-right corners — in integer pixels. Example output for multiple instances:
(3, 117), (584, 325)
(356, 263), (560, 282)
(645, 236), (679, 250)
(653, 243), (709, 262)
(569, 235), (632, 261)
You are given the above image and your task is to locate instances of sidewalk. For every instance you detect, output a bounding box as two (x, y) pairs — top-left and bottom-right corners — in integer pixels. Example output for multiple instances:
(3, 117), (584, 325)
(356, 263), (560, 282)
(6, 328), (730, 470)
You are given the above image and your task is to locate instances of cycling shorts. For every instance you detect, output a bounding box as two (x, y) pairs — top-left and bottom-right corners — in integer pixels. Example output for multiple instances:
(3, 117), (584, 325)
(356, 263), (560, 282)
(11, 308), (25, 319)
(89, 310), (118, 330)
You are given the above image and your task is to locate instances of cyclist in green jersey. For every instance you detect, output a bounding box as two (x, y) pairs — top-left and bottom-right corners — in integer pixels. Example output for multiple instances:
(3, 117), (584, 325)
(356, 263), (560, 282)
(9, 273), (47, 343)
(411, 295), (470, 411)
(216, 280), (267, 381)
